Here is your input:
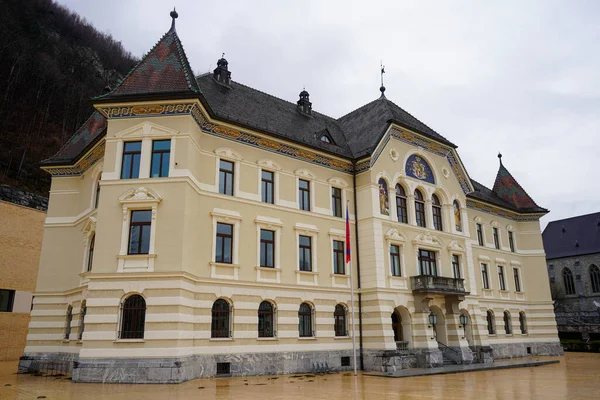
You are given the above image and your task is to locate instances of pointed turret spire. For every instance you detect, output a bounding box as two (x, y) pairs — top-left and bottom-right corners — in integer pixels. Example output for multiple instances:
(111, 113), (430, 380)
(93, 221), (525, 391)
(94, 9), (198, 101)
(380, 62), (386, 97)
(492, 154), (542, 211)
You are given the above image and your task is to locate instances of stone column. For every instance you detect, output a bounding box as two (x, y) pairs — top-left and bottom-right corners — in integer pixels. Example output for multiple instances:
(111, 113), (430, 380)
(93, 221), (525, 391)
(445, 295), (473, 364)
(443, 204), (453, 233)
(407, 194), (416, 225)
(388, 189), (396, 222)
(425, 200), (434, 229)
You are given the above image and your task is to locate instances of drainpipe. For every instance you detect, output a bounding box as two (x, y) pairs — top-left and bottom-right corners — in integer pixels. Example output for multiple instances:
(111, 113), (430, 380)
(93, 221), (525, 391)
(352, 162), (364, 370)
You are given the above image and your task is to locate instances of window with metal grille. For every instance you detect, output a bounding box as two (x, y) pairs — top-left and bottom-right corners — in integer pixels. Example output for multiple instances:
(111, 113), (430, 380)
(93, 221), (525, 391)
(476, 223), (484, 246)
(216, 362), (231, 376)
(432, 194), (443, 231)
(119, 295), (146, 339)
(121, 141), (142, 179)
(395, 185), (408, 224)
(87, 235), (95, 272)
(211, 299), (231, 338)
(260, 229), (275, 268)
(332, 187), (342, 217)
(64, 305), (73, 340)
(299, 236), (312, 271)
(333, 240), (345, 275)
(590, 265), (600, 293)
(219, 160), (234, 195)
(150, 140), (171, 178)
(258, 301), (275, 338)
(128, 210), (152, 255)
(261, 170), (274, 204)
(299, 179), (310, 211)
(298, 303), (313, 337)
(486, 310), (495, 334)
(504, 311), (512, 334)
(414, 189), (426, 227)
(563, 268), (576, 295)
(216, 223), (233, 264)
(452, 254), (461, 279)
(334, 304), (347, 337)
(418, 249), (437, 276)
(481, 264), (490, 289)
(390, 245), (401, 277)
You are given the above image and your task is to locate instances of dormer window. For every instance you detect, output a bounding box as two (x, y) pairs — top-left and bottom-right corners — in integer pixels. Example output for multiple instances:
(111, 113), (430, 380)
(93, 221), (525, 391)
(320, 135), (331, 144)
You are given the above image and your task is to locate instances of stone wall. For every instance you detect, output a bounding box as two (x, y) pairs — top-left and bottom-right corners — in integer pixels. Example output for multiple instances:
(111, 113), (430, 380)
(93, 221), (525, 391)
(490, 342), (564, 359)
(0, 185), (48, 211)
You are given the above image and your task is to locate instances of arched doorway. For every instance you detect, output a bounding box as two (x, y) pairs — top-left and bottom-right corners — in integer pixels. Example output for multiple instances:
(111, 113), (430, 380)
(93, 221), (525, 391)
(391, 311), (403, 342)
(391, 306), (412, 350)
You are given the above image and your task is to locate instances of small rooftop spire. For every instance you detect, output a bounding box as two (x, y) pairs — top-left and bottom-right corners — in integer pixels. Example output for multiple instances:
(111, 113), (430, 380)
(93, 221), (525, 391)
(498, 152), (503, 166)
(169, 7), (178, 32)
(380, 61), (386, 97)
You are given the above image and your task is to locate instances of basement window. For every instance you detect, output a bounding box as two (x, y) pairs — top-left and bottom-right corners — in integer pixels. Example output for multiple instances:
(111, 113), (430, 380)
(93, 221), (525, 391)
(341, 356), (350, 367)
(216, 362), (231, 376)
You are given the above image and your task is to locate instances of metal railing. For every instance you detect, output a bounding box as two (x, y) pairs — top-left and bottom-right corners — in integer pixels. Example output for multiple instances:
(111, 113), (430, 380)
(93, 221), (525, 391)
(395, 341), (409, 353)
(410, 275), (466, 294)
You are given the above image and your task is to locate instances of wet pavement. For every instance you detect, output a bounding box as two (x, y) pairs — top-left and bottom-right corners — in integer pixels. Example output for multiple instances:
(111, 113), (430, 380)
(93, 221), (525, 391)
(1, 353), (599, 399)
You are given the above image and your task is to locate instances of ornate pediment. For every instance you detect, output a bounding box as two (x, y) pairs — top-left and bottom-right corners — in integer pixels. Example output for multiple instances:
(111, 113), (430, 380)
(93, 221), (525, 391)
(447, 240), (465, 253)
(215, 147), (242, 161)
(119, 187), (162, 204)
(385, 228), (406, 242)
(257, 159), (281, 171)
(295, 168), (316, 179)
(328, 177), (349, 188)
(412, 232), (442, 248)
(115, 121), (179, 139)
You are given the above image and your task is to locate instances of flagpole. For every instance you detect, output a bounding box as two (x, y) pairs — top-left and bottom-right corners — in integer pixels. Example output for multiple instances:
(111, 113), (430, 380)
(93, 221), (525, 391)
(346, 201), (358, 376)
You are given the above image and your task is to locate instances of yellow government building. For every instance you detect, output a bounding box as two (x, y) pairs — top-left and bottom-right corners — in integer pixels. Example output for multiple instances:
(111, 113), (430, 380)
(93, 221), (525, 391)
(19, 11), (561, 383)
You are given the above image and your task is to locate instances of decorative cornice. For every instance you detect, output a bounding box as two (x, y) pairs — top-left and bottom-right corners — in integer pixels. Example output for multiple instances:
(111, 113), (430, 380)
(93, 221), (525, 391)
(466, 198), (544, 222)
(385, 228), (406, 242)
(42, 141), (105, 177)
(96, 102), (354, 174)
(412, 232), (442, 249)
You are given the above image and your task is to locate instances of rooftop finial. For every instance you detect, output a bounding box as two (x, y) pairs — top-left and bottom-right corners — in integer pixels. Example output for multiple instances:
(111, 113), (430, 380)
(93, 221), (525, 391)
(170, 7), (178, 32)
(380, 61), (386, 97)
(498, 152), (503, 166)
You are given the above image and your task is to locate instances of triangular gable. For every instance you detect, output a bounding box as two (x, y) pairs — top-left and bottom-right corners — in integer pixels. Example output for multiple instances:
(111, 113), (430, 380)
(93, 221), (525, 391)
(492, 162), (540, 210)
(95, 24), (199, 101)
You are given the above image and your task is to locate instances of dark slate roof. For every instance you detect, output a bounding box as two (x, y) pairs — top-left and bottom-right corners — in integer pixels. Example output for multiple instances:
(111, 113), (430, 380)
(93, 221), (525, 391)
(0, 185), (48, 211)
(42, 111), (107, 166)
(196, 74), (354, 157)
(468, 177), (547, 215)
(94, 24), (199, 101)
(543, 212), (600, 259)
(338, 96), (456, 159)
(492, 161), (547, 213)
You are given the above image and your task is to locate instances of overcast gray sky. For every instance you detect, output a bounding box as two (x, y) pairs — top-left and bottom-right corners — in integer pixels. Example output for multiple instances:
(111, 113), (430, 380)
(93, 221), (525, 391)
(59, 0), (600, 229)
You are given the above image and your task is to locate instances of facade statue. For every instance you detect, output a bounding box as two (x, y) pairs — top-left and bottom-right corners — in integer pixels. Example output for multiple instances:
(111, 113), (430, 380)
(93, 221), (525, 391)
(378, 179), (389, 215)
(454, 200), (462, 231)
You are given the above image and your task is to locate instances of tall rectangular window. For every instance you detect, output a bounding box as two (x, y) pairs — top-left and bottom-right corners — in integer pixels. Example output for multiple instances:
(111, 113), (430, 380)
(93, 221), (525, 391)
(260, 229), (275, 268)
(219, 160), (234, 195)
(128, 210), (152, 255)
(332, 187), (342, 218)
(333, 240), (345, 274)
(498, 266), (506, 290)
(493, 227), (500, 249)
(150, 140), (171, 178)
(216, 223), (233, 263)
(508, 231), (515, 252)
(390, 245), (401, 277)
(299, 235), (312, 271)
(513, 268), (522, 292)
(452, 254), (461, 279)
(0, 289), (15, 312)
(261, 170), (274, 204)
(481, 263), (490, 289)
(476, 223), (484, 246)
(121, 141), (142, 179)
(415, 202), (426, 227)
(418, 249), (437, 276)
(299, 179), (310, 211)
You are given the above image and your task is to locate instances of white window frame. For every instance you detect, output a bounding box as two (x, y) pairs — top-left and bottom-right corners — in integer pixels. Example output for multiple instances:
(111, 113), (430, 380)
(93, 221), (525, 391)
(295, 223), (319, 286)
(328, 177), (349, 218)
(210, 208), (242, 280)
(215, 148), (242, 197)
(117, 188), (162, 272)
(328, 229), (350, 288)
(255, 216), (283, 283)
(385, 229), (407, 289)
(296, 169), (316, 212)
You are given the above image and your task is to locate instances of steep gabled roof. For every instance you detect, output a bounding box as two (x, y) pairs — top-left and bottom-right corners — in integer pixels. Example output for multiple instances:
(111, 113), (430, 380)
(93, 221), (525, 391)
(196, 74), (353, 157)
(41, 111), (106, 166)
(94, 20), (199, 101)
(543, 212), (600, 259)
(338, 96), (456, 159)
(492, 158), (547, 213)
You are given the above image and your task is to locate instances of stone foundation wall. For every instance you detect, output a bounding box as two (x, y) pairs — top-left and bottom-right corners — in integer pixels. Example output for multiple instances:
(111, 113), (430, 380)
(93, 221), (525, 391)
(490, 342), (564, 359)
(21, 350), (356, 383)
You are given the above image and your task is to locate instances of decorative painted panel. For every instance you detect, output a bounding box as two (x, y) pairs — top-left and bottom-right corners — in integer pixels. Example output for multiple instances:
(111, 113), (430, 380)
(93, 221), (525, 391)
(405, 154), (435, 184)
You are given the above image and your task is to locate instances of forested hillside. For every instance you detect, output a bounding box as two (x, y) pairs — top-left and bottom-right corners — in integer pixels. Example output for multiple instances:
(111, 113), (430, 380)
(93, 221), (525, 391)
(0, 0), (137, 195)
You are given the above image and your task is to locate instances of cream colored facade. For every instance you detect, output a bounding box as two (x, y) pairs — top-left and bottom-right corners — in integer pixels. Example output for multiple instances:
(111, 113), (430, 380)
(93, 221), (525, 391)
(19, 16), (560, 383)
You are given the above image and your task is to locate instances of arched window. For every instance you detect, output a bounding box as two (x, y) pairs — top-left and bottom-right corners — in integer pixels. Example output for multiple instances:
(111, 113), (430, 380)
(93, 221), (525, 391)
(486, 310), (495, 335)
(87, 234), (95, 272)
(94, 182), (101, 209)
(453, 200), (462, 232)
(334, 304), (347, 337)
(378, 179), (389, 215)
(414, 189), (425, 227)
(432, 194), (443, 231)
(395, 185), (408, 224)
(503, 311), (512, 334)
(519, 312), (527, 334)
(78, 300), (87, 340)
(211, 299), (231, 338)
(298, 302), (313, 337)
(119, 294), (146, 339)
(65, 305), (73, 340)
(258, 301), (275, 338)
(590, 265), (600, 293)
(563, 268), (576, 295)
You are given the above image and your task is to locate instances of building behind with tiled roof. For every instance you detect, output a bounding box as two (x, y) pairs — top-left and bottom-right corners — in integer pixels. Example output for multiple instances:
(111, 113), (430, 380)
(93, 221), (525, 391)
(21, 10), (561, 382)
